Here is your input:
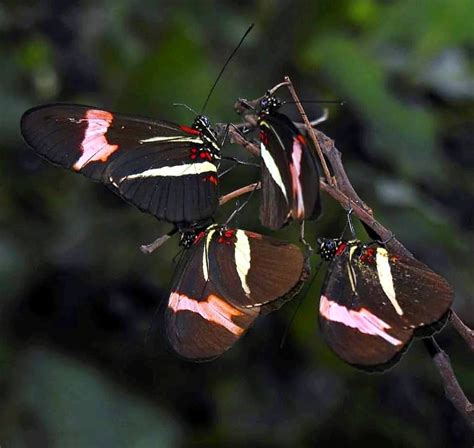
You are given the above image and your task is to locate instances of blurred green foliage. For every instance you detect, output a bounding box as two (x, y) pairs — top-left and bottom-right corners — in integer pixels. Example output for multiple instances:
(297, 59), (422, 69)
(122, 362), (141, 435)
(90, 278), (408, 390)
(0, 0), (472, 446)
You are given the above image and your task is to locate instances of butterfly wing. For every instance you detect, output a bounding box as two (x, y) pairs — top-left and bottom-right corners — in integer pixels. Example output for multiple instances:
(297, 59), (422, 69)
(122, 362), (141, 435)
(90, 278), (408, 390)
(21, 104), (219, 223)
(258, 115), (293, 229)
(258, 112), (320, 229)
(165, 226), (308, 361)
(318, 245), (453, 370)
(210, 228), (308, 308)
(164, 229), (259, 361)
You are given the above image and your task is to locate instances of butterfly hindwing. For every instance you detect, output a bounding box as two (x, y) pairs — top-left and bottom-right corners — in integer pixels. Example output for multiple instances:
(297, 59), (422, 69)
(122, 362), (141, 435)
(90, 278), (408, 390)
(210, 229), (307, 308)
(21, 104), (219, 223)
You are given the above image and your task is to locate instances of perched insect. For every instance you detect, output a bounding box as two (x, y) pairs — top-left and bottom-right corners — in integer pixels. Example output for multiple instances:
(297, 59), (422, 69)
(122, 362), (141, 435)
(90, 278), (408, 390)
(20, 24), (255, 226)
(21, 106), (220, 224)
(316, 238), (453, 370)
(164, 223), (309, 360)
(256, 94), (321, 230)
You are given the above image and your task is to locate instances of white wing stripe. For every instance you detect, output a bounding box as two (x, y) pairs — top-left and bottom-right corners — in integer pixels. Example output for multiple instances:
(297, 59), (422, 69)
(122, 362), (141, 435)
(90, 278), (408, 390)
(260, 142), (288, 200)
(120, 161), (216, 181)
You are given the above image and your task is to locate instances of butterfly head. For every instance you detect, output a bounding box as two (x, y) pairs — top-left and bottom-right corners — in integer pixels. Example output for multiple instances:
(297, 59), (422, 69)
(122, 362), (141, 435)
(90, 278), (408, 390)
(192, 115), (219, 149)
(193, 115), (211, 132)
(259, 95), (282, 115)
(317, 238), (345, 261)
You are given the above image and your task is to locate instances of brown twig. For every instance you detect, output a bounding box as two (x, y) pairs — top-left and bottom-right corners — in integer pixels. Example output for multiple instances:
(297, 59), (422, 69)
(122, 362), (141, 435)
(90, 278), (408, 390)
(227, 125), (260, 157)
(284, 76), (334, 187)
(424, 338), (474, 428)
(287, 78), (473, 425)
(219, 182), (261, 206)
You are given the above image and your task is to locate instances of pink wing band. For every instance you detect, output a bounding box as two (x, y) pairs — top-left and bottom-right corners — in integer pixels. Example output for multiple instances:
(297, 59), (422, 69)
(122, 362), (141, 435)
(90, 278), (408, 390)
(319, 295), (402, 346)
(169, 292), (245, 336)
(73, 110), (119, 170)
(289, 137), (305, 219)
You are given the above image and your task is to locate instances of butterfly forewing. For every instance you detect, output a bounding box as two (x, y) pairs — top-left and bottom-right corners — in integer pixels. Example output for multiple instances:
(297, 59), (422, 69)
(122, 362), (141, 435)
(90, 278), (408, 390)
(258, 111), (321, 229)
(318, 241), (453, 370)
(21, 104), (219, 223)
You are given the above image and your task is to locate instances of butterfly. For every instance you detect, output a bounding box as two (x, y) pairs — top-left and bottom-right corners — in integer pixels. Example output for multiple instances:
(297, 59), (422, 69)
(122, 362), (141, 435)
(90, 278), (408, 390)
(316, 238), (454, 370)
(257, 94), (321, 230)
(164, 223), (309, 360)
(21, 104), (221, 224)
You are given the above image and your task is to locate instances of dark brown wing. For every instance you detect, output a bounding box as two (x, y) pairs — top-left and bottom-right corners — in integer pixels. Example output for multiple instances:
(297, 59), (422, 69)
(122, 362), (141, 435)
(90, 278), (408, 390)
(210, 229), (307, 308)
(258, 113), (320, 229)
(164, 229), (259, 361)
(164, 226), (308, 361)
(318, 246), (453, 370)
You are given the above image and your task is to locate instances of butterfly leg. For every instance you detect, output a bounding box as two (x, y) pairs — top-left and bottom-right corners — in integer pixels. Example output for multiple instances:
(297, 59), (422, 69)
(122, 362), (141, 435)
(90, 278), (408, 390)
(225, 183), (259, 225)
(299, 221), (314, 255)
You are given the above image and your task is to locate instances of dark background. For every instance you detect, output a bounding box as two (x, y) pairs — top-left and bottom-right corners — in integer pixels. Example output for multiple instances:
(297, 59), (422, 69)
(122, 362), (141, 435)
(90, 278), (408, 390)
(1, 1), (473, 446)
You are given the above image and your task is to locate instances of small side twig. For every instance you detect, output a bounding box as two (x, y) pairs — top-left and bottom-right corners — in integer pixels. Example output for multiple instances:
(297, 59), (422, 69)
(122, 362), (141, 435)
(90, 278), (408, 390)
(227, 125), (260, 157)
(450, 311), (474, 352)
(140, 232), (174, 254)
(219, 182), (261, 206)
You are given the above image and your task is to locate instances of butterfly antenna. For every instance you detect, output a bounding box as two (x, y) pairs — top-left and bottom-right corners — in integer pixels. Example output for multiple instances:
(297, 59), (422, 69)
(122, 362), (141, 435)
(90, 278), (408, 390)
(200, 23), (254, 114)
(173, 103), (198, 116)
(225, 183), (258, 225)
(283, 100), (346, 106)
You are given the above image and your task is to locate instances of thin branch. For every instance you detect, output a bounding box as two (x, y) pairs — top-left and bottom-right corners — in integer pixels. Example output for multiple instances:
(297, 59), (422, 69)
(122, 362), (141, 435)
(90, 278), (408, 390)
(450, 311), (474, 351)
(424, 338), (474, 428)
(226, 124), (260, 156)
(140, 232), (174, 254)
(219, 182), (261, 206)
(268, 80), (289, 95)
(284, 76), (334, 187)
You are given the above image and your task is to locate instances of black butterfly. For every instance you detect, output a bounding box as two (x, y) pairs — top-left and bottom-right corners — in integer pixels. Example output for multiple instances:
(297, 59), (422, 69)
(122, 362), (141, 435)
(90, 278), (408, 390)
(257, 94), (321, 230)
(317, 238), (453, 370)
(164, 223), (309, 360)
(21, 104), (221, 224)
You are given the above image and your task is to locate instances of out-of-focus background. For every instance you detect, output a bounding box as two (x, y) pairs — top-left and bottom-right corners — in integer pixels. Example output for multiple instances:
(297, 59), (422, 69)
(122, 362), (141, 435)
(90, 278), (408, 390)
(1, 1), (473, 446)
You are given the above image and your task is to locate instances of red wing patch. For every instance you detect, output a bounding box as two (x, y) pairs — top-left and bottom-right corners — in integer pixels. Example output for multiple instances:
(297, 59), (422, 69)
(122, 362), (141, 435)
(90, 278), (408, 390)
(73, 110), (119, 170)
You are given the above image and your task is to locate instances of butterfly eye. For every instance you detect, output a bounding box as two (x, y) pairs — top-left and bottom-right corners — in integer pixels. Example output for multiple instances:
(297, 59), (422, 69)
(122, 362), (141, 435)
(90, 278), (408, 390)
(260, 97), (269, 109)
(200, 116), (210, 127)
